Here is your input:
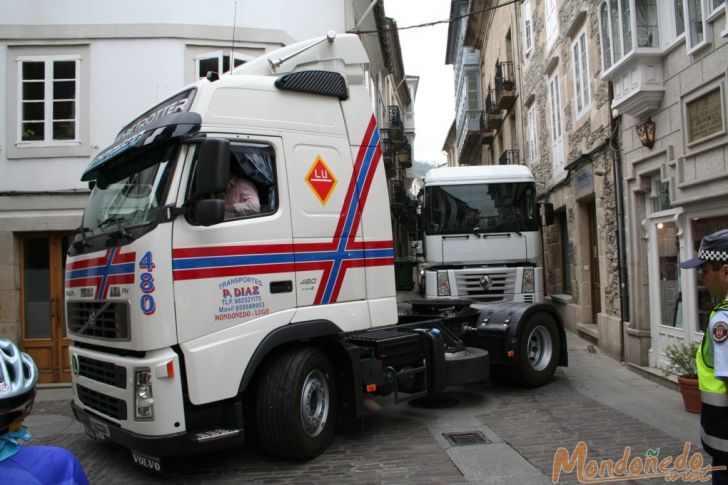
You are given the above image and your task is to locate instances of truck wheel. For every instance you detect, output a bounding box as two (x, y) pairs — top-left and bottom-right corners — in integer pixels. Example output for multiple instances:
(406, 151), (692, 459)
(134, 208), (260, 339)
(255, 346), (336, 459)
(514, 313), (560, 387)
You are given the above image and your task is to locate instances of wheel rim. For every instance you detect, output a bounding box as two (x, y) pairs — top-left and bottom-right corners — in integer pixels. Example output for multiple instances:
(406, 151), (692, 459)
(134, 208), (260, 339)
(300, 369), (330, 437)
(526, 325), (553, 371)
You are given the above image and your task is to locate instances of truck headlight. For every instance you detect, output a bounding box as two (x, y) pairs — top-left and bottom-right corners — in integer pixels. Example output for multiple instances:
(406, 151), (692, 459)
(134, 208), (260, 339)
(437, 271), (451, 296)
(522, 268), (535, 294)
(135, 368), (154, 421)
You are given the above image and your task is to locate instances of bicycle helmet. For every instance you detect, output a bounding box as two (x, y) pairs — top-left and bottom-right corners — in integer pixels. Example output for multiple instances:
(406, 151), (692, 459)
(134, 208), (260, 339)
(0, 339), (38, 433)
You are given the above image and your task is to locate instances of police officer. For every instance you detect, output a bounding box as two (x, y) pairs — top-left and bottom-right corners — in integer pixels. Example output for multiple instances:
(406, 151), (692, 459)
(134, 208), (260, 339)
(681, 229), (728, 484)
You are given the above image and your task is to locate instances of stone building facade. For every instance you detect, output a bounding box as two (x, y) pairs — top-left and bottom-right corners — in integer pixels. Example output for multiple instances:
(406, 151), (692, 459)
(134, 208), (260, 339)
(603, 1), (728, 370)
(446, 0), (728, 371)
(520, 0), (623, 358)
(445, 0), (624, 358)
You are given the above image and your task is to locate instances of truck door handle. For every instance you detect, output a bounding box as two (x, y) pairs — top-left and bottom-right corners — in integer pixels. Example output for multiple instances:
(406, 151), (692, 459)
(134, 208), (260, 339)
(270, 281), (293, 293)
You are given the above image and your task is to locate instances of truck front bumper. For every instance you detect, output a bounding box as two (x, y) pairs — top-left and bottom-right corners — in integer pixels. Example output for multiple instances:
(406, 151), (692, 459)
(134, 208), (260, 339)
(72, 401), (245, 457)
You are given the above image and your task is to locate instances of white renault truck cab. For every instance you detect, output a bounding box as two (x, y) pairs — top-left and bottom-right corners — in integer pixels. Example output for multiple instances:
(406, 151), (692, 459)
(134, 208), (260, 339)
(420, 165), (549, 303)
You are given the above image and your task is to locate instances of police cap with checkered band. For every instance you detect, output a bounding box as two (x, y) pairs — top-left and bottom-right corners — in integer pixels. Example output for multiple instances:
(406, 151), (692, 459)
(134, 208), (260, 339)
(680, 228), (728, 269)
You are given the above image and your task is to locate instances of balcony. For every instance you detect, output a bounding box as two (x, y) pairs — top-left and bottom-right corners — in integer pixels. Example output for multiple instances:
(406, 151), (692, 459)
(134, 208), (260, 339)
(483, 91), (503, 131)
(598, 1), (665, 117)
(494, 61), (516, 111)
(381, 136), (396, 178)
(498, 149), (520, 165)
(480, 112), (494, 145)
(386, 105), (404, 139)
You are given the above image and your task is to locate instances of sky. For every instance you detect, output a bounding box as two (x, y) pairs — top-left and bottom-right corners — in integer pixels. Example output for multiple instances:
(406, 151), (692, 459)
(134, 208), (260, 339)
(383, 0), (454, 167)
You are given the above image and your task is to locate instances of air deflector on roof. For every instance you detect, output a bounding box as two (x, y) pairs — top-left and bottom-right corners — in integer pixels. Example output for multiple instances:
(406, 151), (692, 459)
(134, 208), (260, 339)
(274, 70), (348, 100)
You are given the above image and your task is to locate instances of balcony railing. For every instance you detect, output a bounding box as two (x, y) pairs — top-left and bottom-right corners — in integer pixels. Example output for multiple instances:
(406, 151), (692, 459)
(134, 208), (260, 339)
(480, 112), (494, 145)
(494, 61), (516, 111)
(387, 105), (404, 138)
(498, 149), (520, 165)
(484, 91), (503, 131)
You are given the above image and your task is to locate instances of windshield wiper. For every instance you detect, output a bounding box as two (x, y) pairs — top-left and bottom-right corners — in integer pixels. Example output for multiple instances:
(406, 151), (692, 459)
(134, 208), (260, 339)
(97, 216), (132, 240)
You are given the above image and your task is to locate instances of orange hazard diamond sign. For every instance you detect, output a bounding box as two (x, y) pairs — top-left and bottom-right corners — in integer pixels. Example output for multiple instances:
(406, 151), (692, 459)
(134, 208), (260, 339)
(305, 156), (338, 205)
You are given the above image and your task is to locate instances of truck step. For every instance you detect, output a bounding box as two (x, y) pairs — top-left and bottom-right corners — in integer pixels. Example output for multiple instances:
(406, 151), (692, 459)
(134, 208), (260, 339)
(195, 428), (241, 443)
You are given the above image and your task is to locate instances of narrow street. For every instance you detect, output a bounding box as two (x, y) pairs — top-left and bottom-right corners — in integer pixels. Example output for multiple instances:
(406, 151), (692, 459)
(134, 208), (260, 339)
(25, 307), (702, 484)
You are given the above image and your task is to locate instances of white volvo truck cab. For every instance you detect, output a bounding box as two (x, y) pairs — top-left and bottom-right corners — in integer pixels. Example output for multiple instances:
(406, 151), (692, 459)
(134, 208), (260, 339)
(65, 34), (565, 471)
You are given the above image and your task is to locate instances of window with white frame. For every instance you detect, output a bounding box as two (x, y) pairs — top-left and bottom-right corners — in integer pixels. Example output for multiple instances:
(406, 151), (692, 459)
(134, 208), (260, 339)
(527, 105), (538, 164)
(636, 0), (659, 47)
(18, 55), (79, 145)
(545, 0), (559, 49)
(674, 0), (686, 37)
(656, 0), (685, 49)
(599, 0), (662, 71)
(548, 72), (564, 174)
(710, 0), (726, 17)
(523, 0), (533, 55)
(571, 28), (591, 118)
(685, 0), (709, 51)
(195, 50), (247, 78)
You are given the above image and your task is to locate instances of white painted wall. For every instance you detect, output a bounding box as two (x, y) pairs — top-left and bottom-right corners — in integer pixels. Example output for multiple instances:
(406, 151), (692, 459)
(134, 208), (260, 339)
(0, 0), (371, 193)
(0, 0), (348, 42)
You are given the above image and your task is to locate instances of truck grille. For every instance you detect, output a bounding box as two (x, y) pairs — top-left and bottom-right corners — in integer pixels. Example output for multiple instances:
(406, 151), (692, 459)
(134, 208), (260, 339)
(67, 301), (130, 340)
(77, 385), (127, 420)
(78, 356), (127, 389)
(455, 270), (516, 301)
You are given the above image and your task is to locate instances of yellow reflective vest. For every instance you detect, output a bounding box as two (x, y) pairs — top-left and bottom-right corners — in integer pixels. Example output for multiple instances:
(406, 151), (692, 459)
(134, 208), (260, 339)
(697, 302), (728, 395)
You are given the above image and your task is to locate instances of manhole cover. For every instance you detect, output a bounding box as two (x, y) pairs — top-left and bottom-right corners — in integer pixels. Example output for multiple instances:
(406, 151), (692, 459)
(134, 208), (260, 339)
(442, 431), (489, 446)
(408, 395), (459, 408)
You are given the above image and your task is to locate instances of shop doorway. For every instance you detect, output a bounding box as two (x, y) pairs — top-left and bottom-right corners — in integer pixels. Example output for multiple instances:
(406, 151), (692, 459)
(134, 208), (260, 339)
(20, 232), (73, 383)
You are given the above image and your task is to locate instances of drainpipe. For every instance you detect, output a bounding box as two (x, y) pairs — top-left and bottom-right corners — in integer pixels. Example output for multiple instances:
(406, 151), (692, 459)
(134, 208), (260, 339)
(609, 82), (629, 362)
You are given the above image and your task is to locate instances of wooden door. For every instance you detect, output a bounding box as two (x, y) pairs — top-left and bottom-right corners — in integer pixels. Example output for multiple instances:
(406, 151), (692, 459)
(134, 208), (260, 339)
(587, 202), (601, 323)
(20, 232), (73, 383)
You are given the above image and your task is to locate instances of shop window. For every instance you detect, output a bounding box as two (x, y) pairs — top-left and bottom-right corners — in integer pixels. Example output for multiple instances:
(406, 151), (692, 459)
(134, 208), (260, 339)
(690, 215), (728, 331)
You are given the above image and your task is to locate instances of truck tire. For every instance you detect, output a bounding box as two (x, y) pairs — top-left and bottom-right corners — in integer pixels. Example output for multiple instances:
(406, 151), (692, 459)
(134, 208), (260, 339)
(514, 312), (560, 387)
(255, 346), (336, 459)
(445, 347), (489, 385)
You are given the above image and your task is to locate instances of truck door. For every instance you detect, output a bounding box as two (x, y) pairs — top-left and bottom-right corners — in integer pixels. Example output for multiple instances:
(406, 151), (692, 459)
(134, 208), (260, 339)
(171, 137), (297, 343)
(283, 130), (369, 325)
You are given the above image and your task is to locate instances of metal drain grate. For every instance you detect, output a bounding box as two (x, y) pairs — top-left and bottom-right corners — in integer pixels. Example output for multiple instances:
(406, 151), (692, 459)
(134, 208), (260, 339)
(442, 431), (489, 446)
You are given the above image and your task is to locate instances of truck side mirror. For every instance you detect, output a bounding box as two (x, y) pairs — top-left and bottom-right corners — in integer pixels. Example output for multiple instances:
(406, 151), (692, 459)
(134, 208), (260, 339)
(196, 138), (230, 194)
(196, 199), (226, 227)
(193, 138), (230, 226)
(542, 202), (555, 226)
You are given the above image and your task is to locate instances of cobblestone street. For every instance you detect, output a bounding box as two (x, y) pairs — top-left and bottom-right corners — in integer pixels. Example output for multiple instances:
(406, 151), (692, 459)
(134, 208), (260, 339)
(24, 331), (705, 484)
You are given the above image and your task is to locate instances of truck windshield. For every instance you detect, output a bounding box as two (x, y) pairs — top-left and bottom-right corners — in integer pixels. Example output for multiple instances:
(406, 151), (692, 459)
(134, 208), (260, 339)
(425, 182), (539, 235)
(81, 143), (177, 240)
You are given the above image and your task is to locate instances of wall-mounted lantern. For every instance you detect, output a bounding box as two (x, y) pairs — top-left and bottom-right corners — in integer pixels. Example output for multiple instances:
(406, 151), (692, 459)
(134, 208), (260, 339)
(635, 118), (655, 149)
